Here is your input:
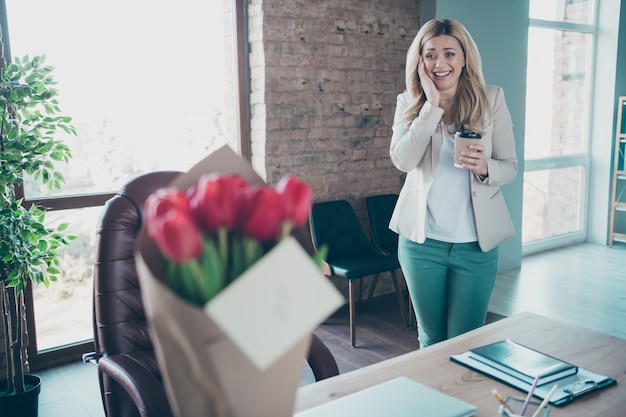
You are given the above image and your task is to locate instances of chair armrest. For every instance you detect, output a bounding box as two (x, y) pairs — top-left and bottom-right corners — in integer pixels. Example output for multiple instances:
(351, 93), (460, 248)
(307, 333), (339, 381)
(98, 354), (173, 417)
(82, 351), (103, 365)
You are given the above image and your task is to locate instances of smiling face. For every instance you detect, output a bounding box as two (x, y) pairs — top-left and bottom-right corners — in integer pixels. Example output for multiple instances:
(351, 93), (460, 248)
(422, 35), (466, 95)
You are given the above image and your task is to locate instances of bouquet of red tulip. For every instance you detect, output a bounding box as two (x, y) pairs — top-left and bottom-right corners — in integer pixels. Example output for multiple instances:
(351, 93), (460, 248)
(144, 171), (325, 307)
(134, 145), (343, 417)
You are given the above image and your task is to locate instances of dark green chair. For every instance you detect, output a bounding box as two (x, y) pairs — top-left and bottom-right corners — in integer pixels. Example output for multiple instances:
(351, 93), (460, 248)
(364, 193), (414, 329)
(364, 193), (400, 257)
(309, 199), (407, 347)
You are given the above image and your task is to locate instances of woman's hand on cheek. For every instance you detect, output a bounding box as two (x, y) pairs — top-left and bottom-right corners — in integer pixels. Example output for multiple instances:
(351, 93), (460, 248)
(418, 57), (440, 107)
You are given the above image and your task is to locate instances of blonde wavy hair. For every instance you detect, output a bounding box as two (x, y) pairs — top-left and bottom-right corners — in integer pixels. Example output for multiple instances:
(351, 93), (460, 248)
(403, 18), (489, 134)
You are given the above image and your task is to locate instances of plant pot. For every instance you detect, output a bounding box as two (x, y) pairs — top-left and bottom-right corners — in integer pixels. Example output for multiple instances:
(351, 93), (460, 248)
(0, 374), (42, 417)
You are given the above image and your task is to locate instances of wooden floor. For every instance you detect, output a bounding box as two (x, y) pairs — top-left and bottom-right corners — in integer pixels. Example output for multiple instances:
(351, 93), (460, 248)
(36, 242), (626, 416)
(489, 242), (626, 340)
(300, 292), (505, 384)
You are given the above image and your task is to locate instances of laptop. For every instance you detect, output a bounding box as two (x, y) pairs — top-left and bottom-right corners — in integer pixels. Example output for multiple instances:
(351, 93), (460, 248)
(294, 376), (477, 417)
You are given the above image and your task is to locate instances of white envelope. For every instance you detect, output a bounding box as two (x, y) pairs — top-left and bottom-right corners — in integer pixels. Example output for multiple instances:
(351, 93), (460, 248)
(204, 236), (344, 370)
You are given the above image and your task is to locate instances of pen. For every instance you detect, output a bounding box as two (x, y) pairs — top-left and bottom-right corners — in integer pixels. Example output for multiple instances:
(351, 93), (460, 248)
(492, 388), (515, 413)
(530, 384), (558, 417)
(519, 375), (541, 416)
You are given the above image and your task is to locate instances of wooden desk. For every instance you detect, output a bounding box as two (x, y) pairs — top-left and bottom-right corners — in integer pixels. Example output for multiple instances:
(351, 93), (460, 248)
(295, 312), (625, 417)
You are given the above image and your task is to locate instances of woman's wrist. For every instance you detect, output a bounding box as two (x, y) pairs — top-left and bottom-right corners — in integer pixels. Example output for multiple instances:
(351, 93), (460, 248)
(427, 98), (440, 108)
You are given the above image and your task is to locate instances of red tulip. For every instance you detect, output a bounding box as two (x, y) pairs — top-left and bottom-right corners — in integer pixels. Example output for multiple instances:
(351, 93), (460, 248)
(145, 187), (191, 220)
(275, 174), (312, 227)
(240, 185), (284, 242)
(145, 189), (202, 262)
(188, 173), (248, 233)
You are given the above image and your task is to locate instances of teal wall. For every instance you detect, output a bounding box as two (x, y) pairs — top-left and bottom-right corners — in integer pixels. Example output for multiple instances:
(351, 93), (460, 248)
(434, 1), (529, 271)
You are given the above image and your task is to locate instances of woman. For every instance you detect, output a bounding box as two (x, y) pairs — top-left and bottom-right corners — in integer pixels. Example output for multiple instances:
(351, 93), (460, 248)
(389, 18), (517, 348)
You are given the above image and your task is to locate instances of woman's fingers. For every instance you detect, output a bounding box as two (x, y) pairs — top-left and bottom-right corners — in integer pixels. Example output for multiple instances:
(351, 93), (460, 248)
(461, 144), (487, 175)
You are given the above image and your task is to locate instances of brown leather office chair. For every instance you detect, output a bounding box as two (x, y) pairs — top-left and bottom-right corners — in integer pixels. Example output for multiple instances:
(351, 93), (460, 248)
(87, 170), (339, 417)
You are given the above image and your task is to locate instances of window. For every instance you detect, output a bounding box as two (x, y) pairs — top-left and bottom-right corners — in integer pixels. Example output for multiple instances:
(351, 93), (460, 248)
(523, 0), (596, 254)
(2, 0), (247, 365)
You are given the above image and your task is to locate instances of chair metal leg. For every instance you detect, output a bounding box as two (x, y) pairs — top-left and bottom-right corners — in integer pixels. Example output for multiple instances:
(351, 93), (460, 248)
(349, 279), (356, 347)
(366, 273), (380, 302)
(390, 270), (411, 328)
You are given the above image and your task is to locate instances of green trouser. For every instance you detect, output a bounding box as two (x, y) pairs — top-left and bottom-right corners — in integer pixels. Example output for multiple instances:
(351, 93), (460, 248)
(398, 236), (499, 348)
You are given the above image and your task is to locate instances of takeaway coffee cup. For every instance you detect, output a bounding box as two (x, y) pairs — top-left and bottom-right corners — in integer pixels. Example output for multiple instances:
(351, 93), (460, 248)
(454, 129), (482, 168)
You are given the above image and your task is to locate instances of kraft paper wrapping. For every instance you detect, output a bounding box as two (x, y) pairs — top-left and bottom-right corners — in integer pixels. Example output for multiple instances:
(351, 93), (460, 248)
(135, 145), (344, 417)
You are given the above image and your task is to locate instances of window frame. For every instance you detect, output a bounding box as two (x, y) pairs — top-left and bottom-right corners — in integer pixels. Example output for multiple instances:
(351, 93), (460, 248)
(0, 0), (250, 369)
(522, 4), (599, 256)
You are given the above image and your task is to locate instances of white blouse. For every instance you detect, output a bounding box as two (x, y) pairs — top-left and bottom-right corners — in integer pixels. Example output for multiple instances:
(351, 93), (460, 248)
(425, 123), (478, 243)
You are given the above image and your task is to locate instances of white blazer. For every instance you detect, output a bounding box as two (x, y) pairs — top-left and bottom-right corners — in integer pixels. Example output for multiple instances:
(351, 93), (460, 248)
(389, 85), (517, 252)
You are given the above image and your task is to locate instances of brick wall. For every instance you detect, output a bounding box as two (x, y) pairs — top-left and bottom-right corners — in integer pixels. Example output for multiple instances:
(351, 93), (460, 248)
(248, 0), (420, 296)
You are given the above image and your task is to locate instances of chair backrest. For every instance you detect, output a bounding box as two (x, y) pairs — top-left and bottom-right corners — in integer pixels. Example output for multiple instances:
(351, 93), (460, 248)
(364, 194), (399, 256)
(93, 170), (182, 417)
(309, 200), (378, 259)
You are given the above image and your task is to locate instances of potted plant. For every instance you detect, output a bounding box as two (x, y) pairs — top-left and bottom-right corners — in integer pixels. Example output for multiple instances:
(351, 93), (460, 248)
(0, 54), (76, 417)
